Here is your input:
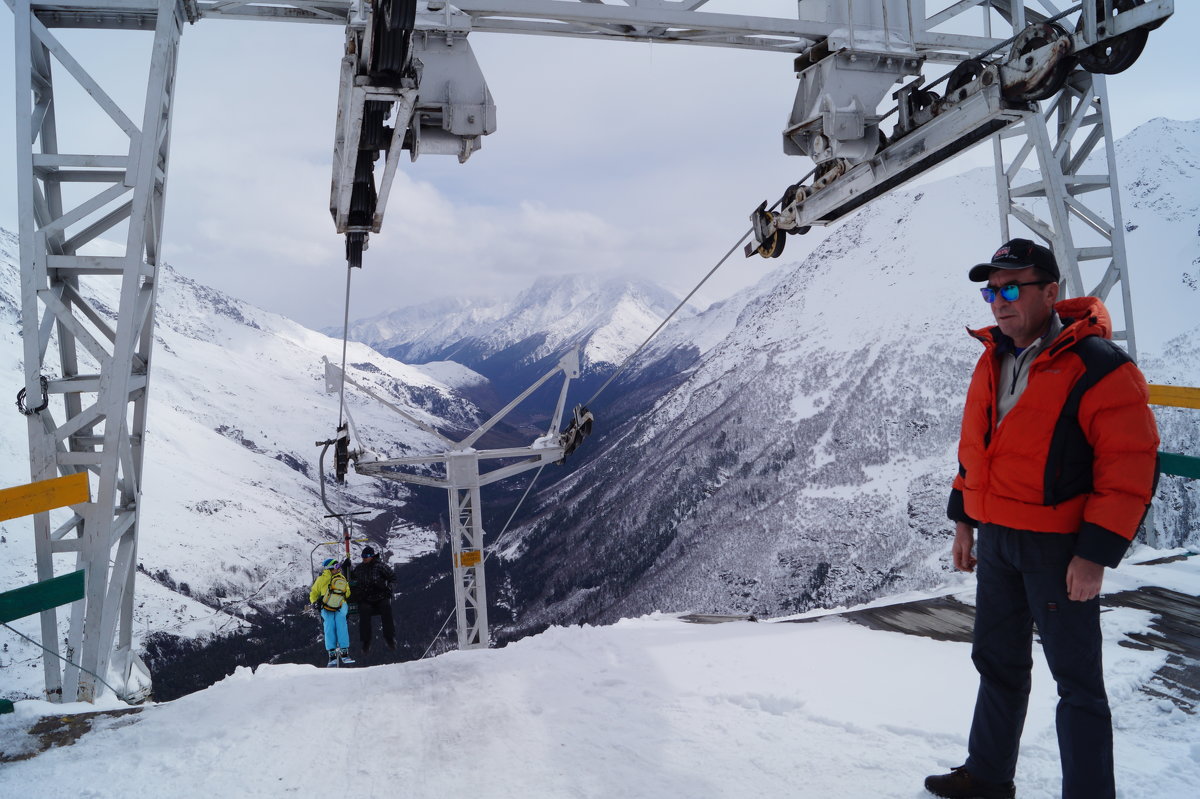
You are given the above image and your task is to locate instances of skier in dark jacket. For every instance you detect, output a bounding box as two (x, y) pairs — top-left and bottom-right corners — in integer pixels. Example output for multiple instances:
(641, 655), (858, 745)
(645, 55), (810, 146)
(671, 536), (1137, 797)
(353, 546), (396, 653)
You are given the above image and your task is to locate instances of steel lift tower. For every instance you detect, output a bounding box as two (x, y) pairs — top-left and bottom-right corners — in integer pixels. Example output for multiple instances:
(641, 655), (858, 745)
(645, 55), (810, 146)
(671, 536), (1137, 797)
(325, 350), (587, 651)
(8, 0), (184, 702)
(7, 1), (1171, 702)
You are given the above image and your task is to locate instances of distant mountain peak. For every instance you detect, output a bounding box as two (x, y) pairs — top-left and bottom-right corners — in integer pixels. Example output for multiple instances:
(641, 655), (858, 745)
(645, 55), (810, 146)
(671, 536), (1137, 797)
(343, 272), (693, 374)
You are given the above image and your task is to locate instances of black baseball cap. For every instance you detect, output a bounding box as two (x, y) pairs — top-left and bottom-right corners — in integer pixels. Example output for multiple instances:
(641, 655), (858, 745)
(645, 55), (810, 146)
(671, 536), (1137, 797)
(969, 238), (1060, 283)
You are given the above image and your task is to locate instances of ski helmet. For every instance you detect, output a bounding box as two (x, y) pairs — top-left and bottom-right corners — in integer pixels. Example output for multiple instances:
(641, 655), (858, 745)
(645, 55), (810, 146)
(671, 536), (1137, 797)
(362, 546), (376, 559)
(321, 558), (339, 570)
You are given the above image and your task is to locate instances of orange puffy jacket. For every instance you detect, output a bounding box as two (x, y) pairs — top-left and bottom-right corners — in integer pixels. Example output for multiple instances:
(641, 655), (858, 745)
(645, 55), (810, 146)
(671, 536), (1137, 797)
(948, 296), (1159, 567)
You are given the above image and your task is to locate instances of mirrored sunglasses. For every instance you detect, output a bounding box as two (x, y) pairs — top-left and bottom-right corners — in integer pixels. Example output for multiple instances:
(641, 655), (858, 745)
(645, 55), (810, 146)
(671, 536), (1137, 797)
(980, 280), (1051, 303)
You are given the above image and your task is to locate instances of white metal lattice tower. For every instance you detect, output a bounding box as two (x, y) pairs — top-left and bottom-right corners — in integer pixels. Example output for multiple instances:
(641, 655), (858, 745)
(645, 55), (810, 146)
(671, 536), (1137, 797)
(10, 0), (183, 702)
(992, 70), (1139, 354)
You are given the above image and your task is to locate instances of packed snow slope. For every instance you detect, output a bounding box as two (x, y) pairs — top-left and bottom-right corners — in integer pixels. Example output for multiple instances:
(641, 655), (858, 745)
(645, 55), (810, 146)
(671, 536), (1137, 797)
(1, 550), (1197, 799)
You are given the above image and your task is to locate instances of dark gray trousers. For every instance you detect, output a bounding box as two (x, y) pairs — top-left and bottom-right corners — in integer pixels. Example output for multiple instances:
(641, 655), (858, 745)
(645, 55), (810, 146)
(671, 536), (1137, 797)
(357, 599), (395, 649)
(965, 523), (1114, 799)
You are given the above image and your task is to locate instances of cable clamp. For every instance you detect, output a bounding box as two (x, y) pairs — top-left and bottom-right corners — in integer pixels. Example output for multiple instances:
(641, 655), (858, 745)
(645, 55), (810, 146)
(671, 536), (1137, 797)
(16, 375), (49, 416)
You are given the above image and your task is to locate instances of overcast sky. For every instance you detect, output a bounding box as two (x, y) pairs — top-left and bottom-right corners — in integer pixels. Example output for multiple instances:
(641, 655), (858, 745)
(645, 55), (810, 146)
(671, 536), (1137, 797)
(2, 1), (1197, 330)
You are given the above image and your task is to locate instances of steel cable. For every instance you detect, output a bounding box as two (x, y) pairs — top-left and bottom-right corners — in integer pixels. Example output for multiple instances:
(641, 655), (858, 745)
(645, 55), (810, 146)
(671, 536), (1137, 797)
(583, 186), (800, 409)
(2, 621), (122, 699)
(337, 264), (355, 429)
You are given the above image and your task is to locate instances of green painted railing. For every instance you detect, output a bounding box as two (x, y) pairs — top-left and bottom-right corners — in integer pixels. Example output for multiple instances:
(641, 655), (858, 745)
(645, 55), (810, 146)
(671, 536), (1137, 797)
(1, 570), (86, 713)
(1149, 385), (1199, 481)
(0, 570), (85, 625)
(1159, 452), (1200, 480)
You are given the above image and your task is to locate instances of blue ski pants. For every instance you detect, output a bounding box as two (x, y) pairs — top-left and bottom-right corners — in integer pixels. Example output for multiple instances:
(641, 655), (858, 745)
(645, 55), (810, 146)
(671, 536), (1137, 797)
(965, 523), (1114, 799)
(321, 605), (350, 651)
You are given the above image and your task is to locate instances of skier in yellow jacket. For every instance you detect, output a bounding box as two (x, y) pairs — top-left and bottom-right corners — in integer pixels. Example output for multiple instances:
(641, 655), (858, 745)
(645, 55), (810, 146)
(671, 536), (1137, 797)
(309, 558), (355, 667)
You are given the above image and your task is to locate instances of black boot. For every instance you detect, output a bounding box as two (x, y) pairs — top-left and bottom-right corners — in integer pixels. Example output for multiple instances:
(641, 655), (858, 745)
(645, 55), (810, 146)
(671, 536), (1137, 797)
(924, 766), (1015, 799)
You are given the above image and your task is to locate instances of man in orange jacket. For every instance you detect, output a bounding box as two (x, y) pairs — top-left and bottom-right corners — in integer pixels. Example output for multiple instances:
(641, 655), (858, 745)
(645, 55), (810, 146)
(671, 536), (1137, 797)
(925, 239), (1159, 799)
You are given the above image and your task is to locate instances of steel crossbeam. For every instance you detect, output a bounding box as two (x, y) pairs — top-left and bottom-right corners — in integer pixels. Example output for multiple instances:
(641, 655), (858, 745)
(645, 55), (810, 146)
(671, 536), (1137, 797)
(748, 1), (1171, 365)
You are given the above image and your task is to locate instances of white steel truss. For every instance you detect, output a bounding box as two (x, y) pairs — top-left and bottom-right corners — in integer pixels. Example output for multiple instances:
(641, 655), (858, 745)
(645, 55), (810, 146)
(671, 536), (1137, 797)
(993, 71), (1138, 354)
(446, 481), (488, 648)
(923, 2), (1156, 358)
(748, 1), (1170, 365)
(9, 0), (182, 701)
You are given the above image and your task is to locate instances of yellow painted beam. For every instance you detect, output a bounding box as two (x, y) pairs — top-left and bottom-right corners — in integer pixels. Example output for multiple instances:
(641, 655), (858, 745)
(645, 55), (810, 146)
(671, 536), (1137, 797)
(0, 472), (90, 522)
(1148, 384), (1200, 409)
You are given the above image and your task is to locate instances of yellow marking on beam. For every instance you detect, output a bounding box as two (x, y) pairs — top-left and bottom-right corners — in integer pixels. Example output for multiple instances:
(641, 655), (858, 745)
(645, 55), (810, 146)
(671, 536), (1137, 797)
(457, 550), (482, 568)
(0, 473), (90, 522)
(1148, 384), (1200, 410)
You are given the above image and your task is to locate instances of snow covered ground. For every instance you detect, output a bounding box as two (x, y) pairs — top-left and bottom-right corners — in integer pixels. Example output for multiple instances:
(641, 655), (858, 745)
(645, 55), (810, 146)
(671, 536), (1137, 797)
(2, 548), (1197, 798)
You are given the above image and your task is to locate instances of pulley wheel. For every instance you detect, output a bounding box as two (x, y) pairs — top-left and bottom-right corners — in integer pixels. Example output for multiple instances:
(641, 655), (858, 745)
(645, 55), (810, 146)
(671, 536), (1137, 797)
(907, 88), (940, 117)
(371, 0), (419, 78)
(946, 59), (985, 101)
(755, 212), (787, 259)
(780, 184), (811, 236)
(756, 230), (786, 259)
(1005, 22), (1074, 102)
(782, 183), (806, 209)
(1075, 0), (1149, 75)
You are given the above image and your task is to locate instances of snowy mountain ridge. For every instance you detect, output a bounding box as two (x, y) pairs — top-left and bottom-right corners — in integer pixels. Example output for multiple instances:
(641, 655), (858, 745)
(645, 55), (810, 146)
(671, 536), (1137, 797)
(1115, 117), (1200, 225)
(341, 273), (694, 371)
(1104, 117), (1200, 353)
(493, 117), (1200, 635)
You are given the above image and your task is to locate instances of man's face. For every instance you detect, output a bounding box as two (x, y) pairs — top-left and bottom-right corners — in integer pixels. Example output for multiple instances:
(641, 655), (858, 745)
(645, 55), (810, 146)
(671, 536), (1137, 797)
(986, 266), (1058, 347)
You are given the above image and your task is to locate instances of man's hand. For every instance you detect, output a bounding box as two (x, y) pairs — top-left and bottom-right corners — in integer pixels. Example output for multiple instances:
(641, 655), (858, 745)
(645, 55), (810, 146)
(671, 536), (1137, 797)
(1066, 556), (1104, 601)
(953, 521), (977, 572)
